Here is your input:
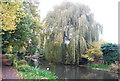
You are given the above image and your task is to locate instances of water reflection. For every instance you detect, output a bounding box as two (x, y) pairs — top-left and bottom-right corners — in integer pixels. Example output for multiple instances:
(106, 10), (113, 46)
(28, 59), (119, 79)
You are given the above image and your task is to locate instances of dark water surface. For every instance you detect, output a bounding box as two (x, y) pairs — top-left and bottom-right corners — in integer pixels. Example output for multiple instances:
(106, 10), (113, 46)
(28, 59), (119, 79)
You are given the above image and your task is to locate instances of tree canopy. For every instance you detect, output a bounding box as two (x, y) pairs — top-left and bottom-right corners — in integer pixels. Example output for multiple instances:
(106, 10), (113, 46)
(101, 43), (119, 64)
(43, 2), (103, 64)
(1, 1), (104, 65)
(1, 1), (42, 56)
(1, 1), (26, 31)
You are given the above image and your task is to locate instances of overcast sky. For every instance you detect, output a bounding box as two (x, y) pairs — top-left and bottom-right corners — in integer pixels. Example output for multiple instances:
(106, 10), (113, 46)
(38, 0), (119, 44)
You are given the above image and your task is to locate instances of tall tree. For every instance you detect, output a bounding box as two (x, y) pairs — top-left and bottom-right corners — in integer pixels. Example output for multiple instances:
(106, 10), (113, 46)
(1, 1), (26, 53)
(1, 1), (43, 56)
(43, 2), (103, 64)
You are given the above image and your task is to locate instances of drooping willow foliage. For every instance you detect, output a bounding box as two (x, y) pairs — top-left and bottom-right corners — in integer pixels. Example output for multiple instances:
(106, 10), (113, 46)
(43, 2), (103, 64)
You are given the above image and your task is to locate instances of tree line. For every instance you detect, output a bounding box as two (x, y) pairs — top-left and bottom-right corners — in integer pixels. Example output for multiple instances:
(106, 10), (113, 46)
(1, 1), (119, 65)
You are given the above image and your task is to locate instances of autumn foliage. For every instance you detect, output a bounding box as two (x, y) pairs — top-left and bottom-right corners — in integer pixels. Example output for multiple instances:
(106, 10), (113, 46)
(82, 41), (105, 61)
(1, 2), (26, 31)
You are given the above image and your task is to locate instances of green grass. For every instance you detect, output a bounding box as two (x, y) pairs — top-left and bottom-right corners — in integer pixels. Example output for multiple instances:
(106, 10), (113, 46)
(17, 65), (57, 79)
(4, 54), (57, 80)
(87, 63), (109, 69)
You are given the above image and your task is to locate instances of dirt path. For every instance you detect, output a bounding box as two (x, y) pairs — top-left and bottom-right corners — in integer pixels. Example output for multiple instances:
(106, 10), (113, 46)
(2, 65), (21, 79)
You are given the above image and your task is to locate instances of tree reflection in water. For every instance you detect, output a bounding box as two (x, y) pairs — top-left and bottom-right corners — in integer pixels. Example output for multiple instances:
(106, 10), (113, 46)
(28, 60), (119, 79)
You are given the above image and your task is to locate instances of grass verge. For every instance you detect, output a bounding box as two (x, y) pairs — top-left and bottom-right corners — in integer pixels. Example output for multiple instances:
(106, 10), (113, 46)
(17, 64), (57, 79)
(87, 63), (109, 69)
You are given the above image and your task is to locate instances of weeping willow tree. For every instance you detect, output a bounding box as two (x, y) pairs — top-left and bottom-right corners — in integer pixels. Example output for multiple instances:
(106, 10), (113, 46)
(43, 2), (103, 64)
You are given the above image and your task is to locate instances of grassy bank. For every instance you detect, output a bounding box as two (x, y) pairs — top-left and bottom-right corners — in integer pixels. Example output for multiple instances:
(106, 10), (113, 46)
(87, 63), (109, 69)
(3, 54), (57, 79)
(17, 65), (56, 79)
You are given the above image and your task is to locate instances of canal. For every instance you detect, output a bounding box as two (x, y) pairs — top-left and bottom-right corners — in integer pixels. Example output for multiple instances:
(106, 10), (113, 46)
(28, 59), (119, 79)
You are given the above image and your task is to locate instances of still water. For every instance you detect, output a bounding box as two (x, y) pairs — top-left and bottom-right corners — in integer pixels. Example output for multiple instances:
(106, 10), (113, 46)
(28, 59), (119, 79)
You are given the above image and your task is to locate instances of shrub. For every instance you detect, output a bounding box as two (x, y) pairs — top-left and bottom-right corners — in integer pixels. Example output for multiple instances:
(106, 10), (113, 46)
(81, 54), (94, 62)
(18, 60), (27, 65)
(82, 41), (103, 62)
(17, 64), (32, 72)
(4, 54), (14, 62)
(101, 43), (119, 64)
(109, 63), (120, 73)
(4, 54), (19, 67)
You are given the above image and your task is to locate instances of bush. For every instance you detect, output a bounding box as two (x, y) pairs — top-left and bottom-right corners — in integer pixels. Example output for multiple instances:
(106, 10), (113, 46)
(109, 63), (120, 72)
(4, 54), (19, 67)
(4, 54), (14, 62)
(17, 60), (27, 65)
(83, 41), (103, 62)
(17, 64), (32, 72)
(101, 43), (119, 64)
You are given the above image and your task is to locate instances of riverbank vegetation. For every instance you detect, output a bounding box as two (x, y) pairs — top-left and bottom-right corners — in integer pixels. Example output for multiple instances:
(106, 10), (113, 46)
(1, 0), (120, 79)
(87, 63), (109, 69)
(86, 43), (120, 73)
(3, 54), (57, 79)
(18, 65), (56, 79)
(1, 1), (57, 79)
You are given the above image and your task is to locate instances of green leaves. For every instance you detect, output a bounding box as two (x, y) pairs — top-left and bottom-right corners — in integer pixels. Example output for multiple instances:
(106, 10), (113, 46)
(43, 2), (103, 64)
(100, 43), (119, 64)
(88, 63), (109, 69)
(101, 43), (119, 54)
(2, 1), (42, 55)
(18, 65), (57, 79)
